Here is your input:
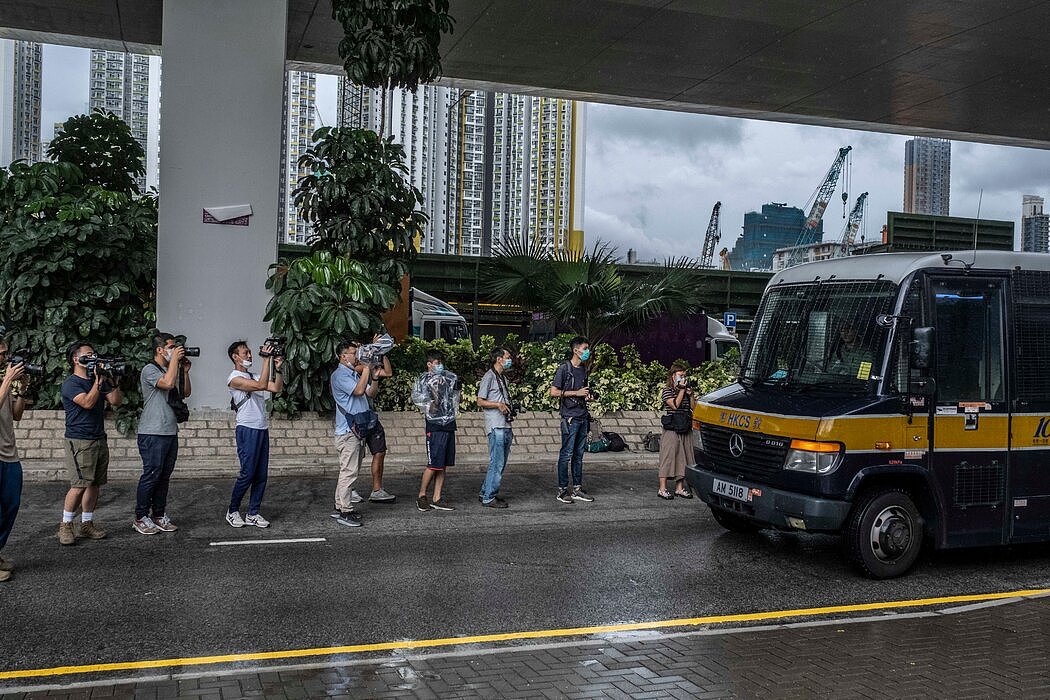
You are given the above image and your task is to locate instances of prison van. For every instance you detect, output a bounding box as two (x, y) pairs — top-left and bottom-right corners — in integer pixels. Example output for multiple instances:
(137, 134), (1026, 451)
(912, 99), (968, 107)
(685, 251), (1050, 578)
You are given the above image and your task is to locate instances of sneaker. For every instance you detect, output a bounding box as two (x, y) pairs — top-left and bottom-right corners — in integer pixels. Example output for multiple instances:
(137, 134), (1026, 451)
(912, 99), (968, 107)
(0, 569), (10, 582)
(225, 511), (245, 528)
(329, 509), (343, 519)
(416, 495), (430, 512)
(572, 487), (595, 502)
(57, 521), (76, 545)
(335, 511), (362, 528)
(154, 515), (178, 532)
(556, 489), (574, 504)
(79, 521), (107, 540)
(350, 490), (363, 504)
(369, 488), (396, 503)
(481, 498), (509, 509)
(430, 500), (455, 511)
(245, 513), (270, 528)
(0, 557), (13, 572)
(133, 517), (161, 535)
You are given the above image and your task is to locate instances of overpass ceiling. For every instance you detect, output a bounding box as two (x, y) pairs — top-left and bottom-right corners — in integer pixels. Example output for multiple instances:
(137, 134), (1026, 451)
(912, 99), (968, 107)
(4, 1), (1050, 148)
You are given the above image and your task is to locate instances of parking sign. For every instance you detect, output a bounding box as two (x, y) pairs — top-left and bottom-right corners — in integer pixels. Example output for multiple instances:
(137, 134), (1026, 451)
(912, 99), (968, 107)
(723, 312), (737, 328)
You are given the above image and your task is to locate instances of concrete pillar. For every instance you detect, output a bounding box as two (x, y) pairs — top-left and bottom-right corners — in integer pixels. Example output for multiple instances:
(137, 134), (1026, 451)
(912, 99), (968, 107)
(157, 0), (287, 408)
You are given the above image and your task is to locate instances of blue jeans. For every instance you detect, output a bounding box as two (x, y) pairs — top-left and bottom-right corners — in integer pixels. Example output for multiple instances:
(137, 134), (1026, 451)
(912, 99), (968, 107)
(556, 417), (588, 489)
(0, 460), (23, 551)
(480, 428), (513, 503)
(229, 426), (269, 516)
(135, 434), (179, 519)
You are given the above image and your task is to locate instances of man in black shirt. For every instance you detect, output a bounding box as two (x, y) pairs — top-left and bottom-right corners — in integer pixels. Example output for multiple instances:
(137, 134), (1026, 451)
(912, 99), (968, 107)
(550, 336), (595, 504)
(57, 341), (123, 545)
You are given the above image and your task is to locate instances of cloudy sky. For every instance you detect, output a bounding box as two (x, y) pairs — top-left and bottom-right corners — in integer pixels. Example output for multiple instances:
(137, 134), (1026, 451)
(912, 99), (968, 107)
(38, 45), (1050, 260)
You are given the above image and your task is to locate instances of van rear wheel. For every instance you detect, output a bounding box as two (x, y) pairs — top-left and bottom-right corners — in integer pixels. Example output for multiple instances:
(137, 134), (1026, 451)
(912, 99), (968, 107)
(845, 489), (923, 579)
(710, 506), (763, 534)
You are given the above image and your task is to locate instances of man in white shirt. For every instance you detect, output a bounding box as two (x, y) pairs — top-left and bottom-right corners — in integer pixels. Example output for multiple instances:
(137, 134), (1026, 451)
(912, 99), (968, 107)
(224, 339), (283, 528)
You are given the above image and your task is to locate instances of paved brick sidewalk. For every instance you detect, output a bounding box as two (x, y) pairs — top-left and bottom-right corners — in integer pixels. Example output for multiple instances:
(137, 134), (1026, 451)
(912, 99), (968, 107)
(9, 595), (1050, 699)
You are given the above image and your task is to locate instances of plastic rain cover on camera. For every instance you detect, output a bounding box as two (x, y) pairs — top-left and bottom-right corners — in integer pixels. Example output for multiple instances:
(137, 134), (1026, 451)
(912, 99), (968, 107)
(411, 370), (460, 425)
(357, 334), (394, 366)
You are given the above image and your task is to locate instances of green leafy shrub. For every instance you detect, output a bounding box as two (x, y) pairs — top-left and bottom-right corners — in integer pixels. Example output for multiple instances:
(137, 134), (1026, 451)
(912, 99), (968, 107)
(0, 111), (156, 434)
(369, 335), (738, 416)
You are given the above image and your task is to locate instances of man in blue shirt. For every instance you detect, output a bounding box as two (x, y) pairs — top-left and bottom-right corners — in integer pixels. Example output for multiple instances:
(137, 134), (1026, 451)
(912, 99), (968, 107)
(58, 341), (123, 545)
(329, 340), (371, 527)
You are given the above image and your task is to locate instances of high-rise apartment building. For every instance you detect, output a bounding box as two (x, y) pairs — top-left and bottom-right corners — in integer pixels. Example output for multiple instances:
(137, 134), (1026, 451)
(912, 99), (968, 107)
(904, 137), (951, 216)
(278, 70), (317, 244)
(1021, 194), (1049, 253)
(0, 39), (43, 165)
(89, 50), (151, 190)
(335, 79), (583, 257)
(729, 203), (823, 271)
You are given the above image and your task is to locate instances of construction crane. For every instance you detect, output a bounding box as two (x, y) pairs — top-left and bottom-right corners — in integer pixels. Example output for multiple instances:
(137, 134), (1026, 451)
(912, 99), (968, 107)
(699, 201), (722, 268)
(836, 192), (868, 257)
(787, 145), (852, 267)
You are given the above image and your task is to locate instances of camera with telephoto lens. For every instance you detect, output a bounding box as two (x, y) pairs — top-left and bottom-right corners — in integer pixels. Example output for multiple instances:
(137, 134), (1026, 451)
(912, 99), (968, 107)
(78, 354), (127, 378)
(259, 336), (286, 359)
(172, 335), (201, 357)
(9, 348), (45, 376)
(356, 334), (394, 367)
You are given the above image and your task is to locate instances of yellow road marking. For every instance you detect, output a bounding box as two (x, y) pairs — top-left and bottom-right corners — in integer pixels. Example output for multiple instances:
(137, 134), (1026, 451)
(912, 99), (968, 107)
(3, 588), (1046, 681)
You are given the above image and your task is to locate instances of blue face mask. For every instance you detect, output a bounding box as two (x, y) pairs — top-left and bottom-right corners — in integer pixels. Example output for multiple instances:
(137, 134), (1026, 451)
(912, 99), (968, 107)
(580, 348), (591, 362)
(433, 363), (445, 375)
(503, 359), (513, 370)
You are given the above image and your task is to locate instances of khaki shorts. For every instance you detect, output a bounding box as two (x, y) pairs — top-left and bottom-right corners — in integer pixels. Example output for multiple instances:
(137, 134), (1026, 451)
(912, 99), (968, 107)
(65, 438), (109, 488)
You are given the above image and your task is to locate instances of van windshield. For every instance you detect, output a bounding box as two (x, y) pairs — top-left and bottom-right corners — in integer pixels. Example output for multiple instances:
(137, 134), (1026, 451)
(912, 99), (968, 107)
(739, 281), (897, 392)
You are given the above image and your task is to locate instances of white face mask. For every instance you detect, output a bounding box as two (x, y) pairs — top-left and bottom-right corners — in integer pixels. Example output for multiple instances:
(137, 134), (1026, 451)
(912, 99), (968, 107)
(164, 349), (173, 362)
(241, 359), (253, 369)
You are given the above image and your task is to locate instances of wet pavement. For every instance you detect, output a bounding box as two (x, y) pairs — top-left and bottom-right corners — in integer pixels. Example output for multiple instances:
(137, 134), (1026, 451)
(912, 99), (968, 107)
(4, 467), (1050, 697)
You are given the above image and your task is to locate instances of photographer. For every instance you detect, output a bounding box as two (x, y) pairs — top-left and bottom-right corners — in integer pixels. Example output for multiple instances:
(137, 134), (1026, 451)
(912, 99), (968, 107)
(0, 338), (31, 581)
(224, 339), (283, 529)
(329, 340), (371, 527)
(658, 363), (694, 500)
(550, 336), (595, 504)
(133, 332), (191, 536)
(476, 347), (514, 509)
(57, 341), (123, 546)
(353, 335), (396, 504)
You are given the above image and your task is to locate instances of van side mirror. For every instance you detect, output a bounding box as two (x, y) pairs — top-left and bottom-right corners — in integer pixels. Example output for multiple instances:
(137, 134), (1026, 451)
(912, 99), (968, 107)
(911, 327), (935, 370)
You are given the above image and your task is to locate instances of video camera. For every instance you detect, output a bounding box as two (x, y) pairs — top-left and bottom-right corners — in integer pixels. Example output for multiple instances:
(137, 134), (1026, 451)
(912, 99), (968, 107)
(173, 335), (201, 357)
(9, 348), (45, 376)
(259, 336), (286, 359)
(78, 353), (127, 378)
(356, 334), (394, 367)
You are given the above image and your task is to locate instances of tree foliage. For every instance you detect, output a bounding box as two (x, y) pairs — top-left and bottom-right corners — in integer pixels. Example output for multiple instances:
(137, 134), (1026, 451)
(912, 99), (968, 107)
(293, 127), (424, 291)
(46, 109), (146, 194)
(331, 0), (454, 91)
(265, 252), (396, 415)
(484, 238), (707, 344)
(0, 117), (157, 432)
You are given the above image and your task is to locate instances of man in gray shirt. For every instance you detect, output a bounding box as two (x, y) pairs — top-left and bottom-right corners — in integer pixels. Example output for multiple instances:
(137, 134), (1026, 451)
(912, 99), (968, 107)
(133, 332), (191, 535)
(477, 347), (514, 508)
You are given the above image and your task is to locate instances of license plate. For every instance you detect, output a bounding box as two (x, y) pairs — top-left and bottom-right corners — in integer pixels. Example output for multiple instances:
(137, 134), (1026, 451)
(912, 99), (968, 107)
(712, 478), (751, 502)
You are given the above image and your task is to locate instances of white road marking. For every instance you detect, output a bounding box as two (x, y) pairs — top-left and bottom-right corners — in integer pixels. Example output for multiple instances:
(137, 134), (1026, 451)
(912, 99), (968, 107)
(208, 537), (327, 547)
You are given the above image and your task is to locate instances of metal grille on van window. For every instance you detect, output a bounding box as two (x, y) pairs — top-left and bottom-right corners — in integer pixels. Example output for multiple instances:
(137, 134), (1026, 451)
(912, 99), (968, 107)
(952, 461), (1004, 507)
(1012, 270), (1050, 404)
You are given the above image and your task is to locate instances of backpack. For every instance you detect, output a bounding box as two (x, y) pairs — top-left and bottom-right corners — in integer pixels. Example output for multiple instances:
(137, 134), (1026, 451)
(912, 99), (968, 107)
(642, 431), (661, 452)
(585, 436), (610, 453)
(602, 430), (627, 452)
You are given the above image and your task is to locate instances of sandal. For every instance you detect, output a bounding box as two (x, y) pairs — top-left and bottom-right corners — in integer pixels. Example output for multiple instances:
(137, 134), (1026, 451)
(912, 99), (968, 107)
(674, 489), (694, 499)
(657, 490), (674, 500)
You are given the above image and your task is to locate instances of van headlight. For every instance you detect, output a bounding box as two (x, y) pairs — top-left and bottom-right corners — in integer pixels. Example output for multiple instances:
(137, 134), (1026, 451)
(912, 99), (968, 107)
(783, 439), (842, 474)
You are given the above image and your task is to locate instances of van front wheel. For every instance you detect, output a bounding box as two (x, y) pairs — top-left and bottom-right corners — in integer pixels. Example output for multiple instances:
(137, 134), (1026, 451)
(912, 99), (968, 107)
(845, 489), (923, 579)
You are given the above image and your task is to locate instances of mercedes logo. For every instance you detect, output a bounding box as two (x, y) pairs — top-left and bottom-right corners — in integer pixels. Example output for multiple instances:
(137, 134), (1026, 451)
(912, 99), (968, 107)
(728, 433), (745, 458)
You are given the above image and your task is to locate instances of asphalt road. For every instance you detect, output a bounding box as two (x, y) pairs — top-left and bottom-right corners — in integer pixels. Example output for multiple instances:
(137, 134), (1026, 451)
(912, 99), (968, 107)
(4, 468), (1050, 683)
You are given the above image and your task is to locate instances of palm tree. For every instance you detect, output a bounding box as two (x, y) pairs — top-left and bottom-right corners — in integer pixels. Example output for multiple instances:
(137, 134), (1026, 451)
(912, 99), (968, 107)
(484, 237), (705, 344)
